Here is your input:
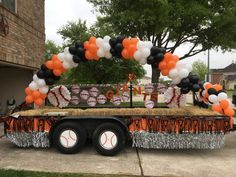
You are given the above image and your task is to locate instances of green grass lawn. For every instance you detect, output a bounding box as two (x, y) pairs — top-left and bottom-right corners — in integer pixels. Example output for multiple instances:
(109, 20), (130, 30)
(0, 169), (135, 177)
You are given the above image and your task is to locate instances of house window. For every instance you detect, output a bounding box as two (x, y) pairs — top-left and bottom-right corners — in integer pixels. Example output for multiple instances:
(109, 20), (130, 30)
(0, 0), (17, 13)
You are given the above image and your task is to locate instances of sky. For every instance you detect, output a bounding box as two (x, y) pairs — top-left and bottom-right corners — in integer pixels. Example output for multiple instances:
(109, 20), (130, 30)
(45, 0), (236, 77)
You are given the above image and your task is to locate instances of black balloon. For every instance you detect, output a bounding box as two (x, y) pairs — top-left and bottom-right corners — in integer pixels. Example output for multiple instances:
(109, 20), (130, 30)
(151, 46), (161, 55)
(192, 84), (200, 92)
(75, 41), (83, 48)
(69, 47), (77, 55)
(37, 70), (45, 79)
(147, 56), (155, 65)
(41, 64), (47, 71)
(45, 77), (54, 85)
(181, 87), (190, 94)
(159, 47), (166, 54)
(189, 74), (199, 84)
(109, 38), (117, 47)
(181, 78), (190, 87)
(44, 70), (53, 78)
(154, 53), (164, 62)
(73, 55), (81, 63)
(117, 35), (125, 43)
(76, 48), (85, 57)
(207, 88), (217, 95)
(115, 43), (123, 52)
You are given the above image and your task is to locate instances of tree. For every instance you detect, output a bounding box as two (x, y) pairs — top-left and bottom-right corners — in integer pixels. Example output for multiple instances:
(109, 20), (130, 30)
(88, 0), (236, 83)
(45, 40), (62, 60)
(57, 19), (146, 84)
(192, 60), (208, 81)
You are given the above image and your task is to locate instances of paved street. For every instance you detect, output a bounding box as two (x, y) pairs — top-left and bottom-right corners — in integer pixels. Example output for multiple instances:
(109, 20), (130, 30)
(0, 125), (236, 177)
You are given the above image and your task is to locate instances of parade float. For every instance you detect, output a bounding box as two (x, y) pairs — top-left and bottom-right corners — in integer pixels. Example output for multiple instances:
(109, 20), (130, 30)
(0, 36), (235, 156)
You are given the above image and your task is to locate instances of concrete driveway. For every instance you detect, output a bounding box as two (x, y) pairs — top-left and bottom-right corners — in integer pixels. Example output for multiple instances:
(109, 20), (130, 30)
(0, 125), (236, 177)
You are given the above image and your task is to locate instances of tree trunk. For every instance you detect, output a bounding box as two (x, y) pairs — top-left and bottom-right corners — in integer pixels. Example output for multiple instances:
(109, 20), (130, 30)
(151, 64), (160, 105)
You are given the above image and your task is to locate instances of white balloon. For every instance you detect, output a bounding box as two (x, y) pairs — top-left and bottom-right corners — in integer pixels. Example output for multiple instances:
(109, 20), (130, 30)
(57, 53), (65, 61)
(37, 79), (46, 87)
(62, 61), (72, 69)
(102, 43), (111, 51)
(97, 48), (105, 58)
(137, 41), (144, 50)
(103, 35), (111, 42)
(96, 38), (103, 47)
(139, 58), (147, 65)
(171, 77), (181, 85)
(186, 64), (192, 72)
(176, 61), (185, 70)
(33, 74), (39, 82)
(218, 92), (228, 101)
(39, 86), (49, 94)
(146, 41), (153, 49)
(70, 61), (78, 68)
(134, 51), (142, 61)
(209, 95), (218, 104)
(64, 53), (73, 62)
(168, 69), (178, 79)
(105, 52), (112, 59)
(179, 69), (189, 79)
(29, 81), (38, 91)
(141, 48), (151, 58)
(64, 47), (69, 54)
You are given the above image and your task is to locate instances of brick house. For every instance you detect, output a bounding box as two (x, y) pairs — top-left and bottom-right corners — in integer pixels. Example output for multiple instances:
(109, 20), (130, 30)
(211, 62), (236, 90)
(0, 0), (45, 113)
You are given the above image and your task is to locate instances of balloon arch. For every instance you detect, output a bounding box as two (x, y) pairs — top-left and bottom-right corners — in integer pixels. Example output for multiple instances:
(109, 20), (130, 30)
(24, 35), (234, 117)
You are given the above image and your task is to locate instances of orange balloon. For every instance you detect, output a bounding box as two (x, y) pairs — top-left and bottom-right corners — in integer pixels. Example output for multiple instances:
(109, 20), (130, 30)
(172, 55), (179, 62)
(128, 45), (136, 57)
(93, 55), (99, 61)
(52, 55), (58, 62)
(159, 61), (167, 70)
(213, 84), (223, 92)
(167, 61), (176, 70)
(35, 98), (43, 106)
(40, 93), (47, 99)
(89, 36), (96, 43)
(53, 69), (62, 76)
(84, 41), (90, 50)
(205, 83), (213, 90)
(224, 108), (235, 117)
(85, 51), (93, 60)
(204, 92), (209, 99)
(25, 87), (32, 95)
(25, 95), (34, 104)
(32, 90), (41, 99)
(164, 52), (172, 62)
(130, 38), (138, 45)
(212, 105), (222, 113)
(220, 99), (229, 109)
(53, 60), (62, 69)
(162, 69), (169, 76)
(122, 49), (129, 59)
(89, 44), (97, 53)
(46, 60), (54, 69)
(122, 38), (130, 48)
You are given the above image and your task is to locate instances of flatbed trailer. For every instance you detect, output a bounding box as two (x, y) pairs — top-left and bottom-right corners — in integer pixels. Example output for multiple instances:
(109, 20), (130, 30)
(1, 106), (234, 156)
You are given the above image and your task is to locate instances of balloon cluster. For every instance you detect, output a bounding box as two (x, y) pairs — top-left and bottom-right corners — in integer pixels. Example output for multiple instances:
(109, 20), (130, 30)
(122, 38), (139, 59)
(25, 87), (47, 106)
(133, 41), (153, 65)
(200, 83), (235, 117)
(68, 41), (86, 63)
(177, 74), (200, 94)
(108, 35), (125, 58)
(84, 37), (99, 60)
(46, 55), (66, 77)
(158, 52), (179, 76)
(146, 46), (165, 66)
(96, 36), (112, 59)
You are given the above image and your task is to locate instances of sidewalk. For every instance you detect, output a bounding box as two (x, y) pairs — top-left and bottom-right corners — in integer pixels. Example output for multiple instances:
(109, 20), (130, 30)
(0, 127), (236, 177)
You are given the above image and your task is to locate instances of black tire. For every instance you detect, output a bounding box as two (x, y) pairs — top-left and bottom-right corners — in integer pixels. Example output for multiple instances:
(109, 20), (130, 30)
(52, 121), (87, 154)
(92, 123), (126, 156)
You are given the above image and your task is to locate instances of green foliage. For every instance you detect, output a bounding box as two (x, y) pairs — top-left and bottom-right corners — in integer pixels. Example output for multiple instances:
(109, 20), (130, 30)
(59, 58), (146, 84)
(45, 40), (62, 60)
(192, 60), (208, 81)
(88, 0), (236, 58)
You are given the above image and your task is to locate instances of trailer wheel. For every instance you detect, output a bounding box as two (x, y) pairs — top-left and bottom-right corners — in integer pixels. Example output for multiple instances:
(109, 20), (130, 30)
(53, 121), (86, 154)
(92, 123), (125, 156)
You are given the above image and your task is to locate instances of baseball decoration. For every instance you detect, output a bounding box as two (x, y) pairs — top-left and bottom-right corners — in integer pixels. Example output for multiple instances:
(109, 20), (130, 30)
(80, 90), (90, 100)
(71, 85), (80, 94)
(145, 83), (154, 94)
(97, 94), (107, 104)
(112, 96), (122, 106)
(157, 83), (167, 94)
(47, 85), (71, 108)
(164, 87), (187, 108)
(144, 100), (154, 109)
(121, 92), (130, 102)
(99, 131), (118, 150)
(87, 97), (97, 107)
(70, 95), (80, 105)
(59, 130), (77, 148)
(89, 87), (99, 97)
